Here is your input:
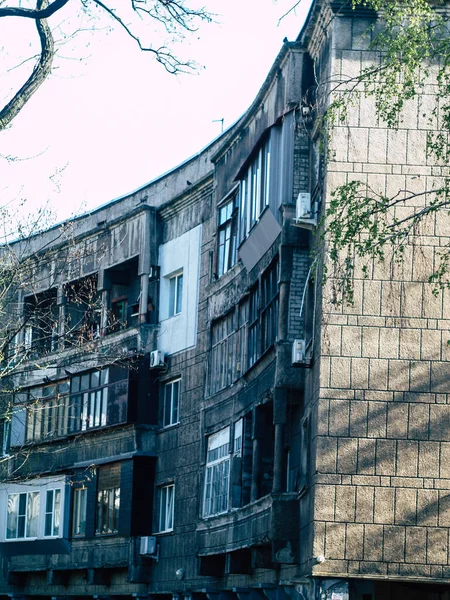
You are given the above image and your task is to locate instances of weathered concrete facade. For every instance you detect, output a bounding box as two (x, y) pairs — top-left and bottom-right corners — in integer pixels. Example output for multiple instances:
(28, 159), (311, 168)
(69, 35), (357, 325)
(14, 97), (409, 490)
(0, 2), (449, 600)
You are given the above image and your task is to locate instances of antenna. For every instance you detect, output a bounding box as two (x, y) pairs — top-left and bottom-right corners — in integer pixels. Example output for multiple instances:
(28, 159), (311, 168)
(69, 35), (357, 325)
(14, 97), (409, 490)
(212, 118), (224, 133)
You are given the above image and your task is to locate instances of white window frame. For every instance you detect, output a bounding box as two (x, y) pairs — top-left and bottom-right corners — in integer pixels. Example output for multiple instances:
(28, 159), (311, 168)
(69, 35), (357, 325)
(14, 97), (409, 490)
(203, 427), (230, 517)
(163, 379), (180, 427)
(3, 477), (65, 542)
(239, 135), (271, 241)
(217, 194), (239, 278)
(168, 271), (183, 317)
(6, 490), (40, 540)
(44, 488), (61, 537)
(72, 486), (87, 537)
(158, 484), (174, 533)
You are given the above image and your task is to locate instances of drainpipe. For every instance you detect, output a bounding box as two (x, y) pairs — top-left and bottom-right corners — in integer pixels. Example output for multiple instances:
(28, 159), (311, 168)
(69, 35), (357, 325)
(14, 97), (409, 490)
(57, 285), (66, 350)
(251, 407), (261, 502)
(139, 273), (149, 324)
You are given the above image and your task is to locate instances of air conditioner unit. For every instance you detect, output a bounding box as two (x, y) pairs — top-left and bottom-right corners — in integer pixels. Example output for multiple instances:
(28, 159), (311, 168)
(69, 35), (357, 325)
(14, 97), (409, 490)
(150, 350), (165, 368)
(140, 535), (159, 560)
(294, 193), (317, 228)
(292, 339), (312, 367)
(296, 193), (312, 220)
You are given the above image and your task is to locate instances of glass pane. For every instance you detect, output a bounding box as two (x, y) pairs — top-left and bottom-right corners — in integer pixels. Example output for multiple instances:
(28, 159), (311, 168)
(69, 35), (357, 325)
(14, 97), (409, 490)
(172, 381), (179, 424)
(89, 392), (95, 428)
(101, 388), (108, 426)
(53, 489), (61, 536)
(164, 385), (171, 427)
(91, 371), (100, 388)
(26, 408), (35, 441)
(100, 368), (109, 386)
(166, 486), (174, 530)
(80, 374), (90, 391)
(159, 487), (166, 531)
(45, 489), (53, 513)
(107, 489), (114, 533)
(59, 380), (70, 394)
(43, 385), (56, 398)
(73, 488), (87, 536)
(114, 488), (120, 532)
(27, 492), (39, 537)
(96, 491), (103, 534)
(79, 488), (87, 535)
(94, 390), (101, 427)
(169, 276), (176, 317)
(176, 274), (183, 314)
(71, 376), (80, 393)
(45, 512), (52, 537)
(81, 393), (89, 431)
(6, 494), (18, 539)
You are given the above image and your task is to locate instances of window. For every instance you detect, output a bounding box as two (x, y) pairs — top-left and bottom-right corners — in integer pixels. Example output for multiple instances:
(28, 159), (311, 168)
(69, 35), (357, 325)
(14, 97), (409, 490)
(234, 419), (243, 456)
(237, 300), (248, 374)
(248, 286), (259, 368)
(203, 428), (230, 517)
(169, 272), (183, 317)
(25, 381), (70, 443)
(111, 298), (127, 331)
(69, 369), (109, 433)
(236, 259), (279, 372)
(44, 489), (61, 537)
(217, 195), (238, 278)
(163, 379), (180, 427)
(96, 488), (120, 535)
(64, 274), (100, 345)
(7, 491), (39, 539)
(23, 289), (59, 356)
(96, 463), (120, 535)
(158, 484), (174, 532)
(210, 312), (236, 395)
(1, 419), (10, 456)
(261, 260), (279, 353)
(239, 136), (271, 241)
(72, 487), (87, 537)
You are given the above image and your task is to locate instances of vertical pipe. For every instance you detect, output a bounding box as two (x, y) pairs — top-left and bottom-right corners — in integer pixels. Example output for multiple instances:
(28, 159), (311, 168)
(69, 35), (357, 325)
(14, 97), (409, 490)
(139, 273), (149, 324)
(272, 422), (285, 493)
(101, 289), (109, 336)
(251, 436), (261, 502)
(57, 286), (66, 351)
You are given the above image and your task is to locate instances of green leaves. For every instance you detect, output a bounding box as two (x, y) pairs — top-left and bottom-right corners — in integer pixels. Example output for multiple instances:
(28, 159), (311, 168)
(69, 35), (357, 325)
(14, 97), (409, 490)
(321, 0), (450, 304)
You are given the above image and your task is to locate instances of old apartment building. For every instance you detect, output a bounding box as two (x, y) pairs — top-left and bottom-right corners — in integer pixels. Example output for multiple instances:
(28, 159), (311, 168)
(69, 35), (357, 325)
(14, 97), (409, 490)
(0, 1), (449, 599)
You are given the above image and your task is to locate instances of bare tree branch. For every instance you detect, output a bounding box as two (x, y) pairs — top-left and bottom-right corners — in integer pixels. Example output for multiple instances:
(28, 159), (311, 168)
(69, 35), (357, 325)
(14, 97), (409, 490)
(0, 0), (212, 129)
(0, 0), (68, 19)
(0, 0), (54, 130)
(92, 0), (196, 73)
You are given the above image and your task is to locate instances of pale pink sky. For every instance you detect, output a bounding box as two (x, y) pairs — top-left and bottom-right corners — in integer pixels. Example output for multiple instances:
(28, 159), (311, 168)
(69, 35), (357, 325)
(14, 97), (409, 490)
(0, 0), (312, 223)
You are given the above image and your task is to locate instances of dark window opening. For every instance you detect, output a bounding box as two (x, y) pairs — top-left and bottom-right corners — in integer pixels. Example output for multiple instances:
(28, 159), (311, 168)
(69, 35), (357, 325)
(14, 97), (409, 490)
(96, 463), (120, 535)
(65, 274), (100, 346)
(105, 257), (141, 333)
(24, 289), (59, 356)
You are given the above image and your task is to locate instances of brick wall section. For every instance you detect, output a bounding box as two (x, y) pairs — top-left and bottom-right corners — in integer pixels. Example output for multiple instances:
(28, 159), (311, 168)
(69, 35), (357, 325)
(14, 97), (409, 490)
(289, 250), (310, 341)
(309, 13), (450, 582)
